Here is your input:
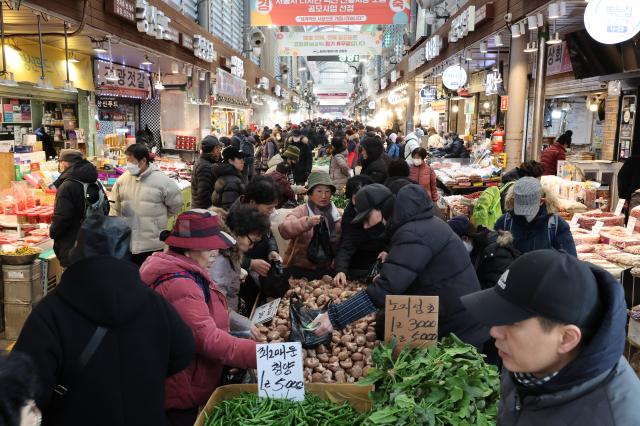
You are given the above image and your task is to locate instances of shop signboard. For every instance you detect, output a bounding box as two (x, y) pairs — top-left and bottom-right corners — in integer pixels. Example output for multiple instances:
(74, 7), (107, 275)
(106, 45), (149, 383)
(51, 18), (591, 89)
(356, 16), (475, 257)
(468, 70), (487, 93)
(546, 42), (573, 76)
(230, 56), (244, 78)
(408, 46), (425, 72)
(134, 0), (172, 40)
(584, 0), (640, 45)
(368, 100), (376, 110)
(485, 71), (500, 96)
(96, 96), (120, 109)
(425, 35), (443, 61)
(216, 68), (247, 101)
(388, 90), (405, 105)
(430, 100), (447, 112)
(390, 70), (399, 83)
(380, 77), (388, 90)
(419, 86), (437, 103)
(448, 5), (475, 43)
(276, 32), (382, 56)
(180, 33), (194, 51)
(474, 3), (494, 26)
(274, 85), (281, 97)
(105, 0), (136, 23)
(250, 0), (411, 26)
(95, 61), (150, 95)
(194, 35), (216, 63)
(164, 27), (180, 45)
(442, 65), (467, 90)
(501, 96), (509, 111)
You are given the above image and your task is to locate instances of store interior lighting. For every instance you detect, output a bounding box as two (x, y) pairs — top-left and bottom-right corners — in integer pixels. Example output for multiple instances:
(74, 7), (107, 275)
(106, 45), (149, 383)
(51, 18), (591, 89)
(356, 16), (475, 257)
(527, 15), (539, 30)
(547, 32), (562, 45)
(141, 55), (153, 66)
(452, 105), (459, 113)
(483, 101), (491, 109)
(511, 25), (521, 38)
(524, 42), (538, 53)
(551, 109), (562, 119)
(494, 34), (503, 47)
(171, 61), (180, 74)
(68, 51), (80, 63)
(519, 22), (527, 36)
(479, 41), (488, 54)
(186, 65), (193, 78)
(92, 40), (107, 53)
(199, 70), (206, 81)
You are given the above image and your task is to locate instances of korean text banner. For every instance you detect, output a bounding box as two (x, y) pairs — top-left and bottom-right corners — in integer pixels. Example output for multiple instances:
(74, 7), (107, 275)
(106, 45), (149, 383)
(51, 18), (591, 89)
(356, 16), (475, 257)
(251, 0), (410, 26)
(277, 32), (382, 56)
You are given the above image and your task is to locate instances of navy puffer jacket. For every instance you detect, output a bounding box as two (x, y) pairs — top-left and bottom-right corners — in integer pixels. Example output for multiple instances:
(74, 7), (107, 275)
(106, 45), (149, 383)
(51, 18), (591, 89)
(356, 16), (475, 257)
(366, 184), (489, 347)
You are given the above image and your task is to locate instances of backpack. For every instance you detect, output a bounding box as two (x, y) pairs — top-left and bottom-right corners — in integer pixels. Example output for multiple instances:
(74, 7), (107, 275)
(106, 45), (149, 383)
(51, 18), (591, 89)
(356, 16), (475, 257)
(70, 179), (110, 218)
(503, 212), (559, 247)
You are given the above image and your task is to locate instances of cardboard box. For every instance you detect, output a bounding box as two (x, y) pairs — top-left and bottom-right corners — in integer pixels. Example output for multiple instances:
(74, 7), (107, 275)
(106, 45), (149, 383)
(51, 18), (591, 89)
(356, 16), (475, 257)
(4, 303), (32, 340)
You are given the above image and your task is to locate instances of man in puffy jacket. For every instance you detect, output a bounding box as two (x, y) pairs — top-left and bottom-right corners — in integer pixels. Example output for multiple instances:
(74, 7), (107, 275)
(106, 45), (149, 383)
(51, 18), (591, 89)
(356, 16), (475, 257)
(50, 149), (101, 267)
(212, 146), (246, 210)
(403, 127), (423, 163)
(541, 130), (572, 175)
(14, 217), (194, 426)
(191, 136), (222, 209)
(312, 183), (489, 348)
(287, 129), (313, 185)
(494, 177), (576, 256)
(462, 250), (640, 425)
(360, 134), (388, 184)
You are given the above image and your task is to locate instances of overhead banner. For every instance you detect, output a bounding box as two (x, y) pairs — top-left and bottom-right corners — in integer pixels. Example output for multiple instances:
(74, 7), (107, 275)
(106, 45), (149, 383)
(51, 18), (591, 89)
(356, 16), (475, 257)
(277, 32), (382, 56)
(251, 0), (410, 26)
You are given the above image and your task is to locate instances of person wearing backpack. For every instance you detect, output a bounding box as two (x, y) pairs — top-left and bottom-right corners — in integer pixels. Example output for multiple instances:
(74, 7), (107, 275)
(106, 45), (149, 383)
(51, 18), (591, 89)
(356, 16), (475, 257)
(494, 177), (576, 256)
(50, 149), (107, 268)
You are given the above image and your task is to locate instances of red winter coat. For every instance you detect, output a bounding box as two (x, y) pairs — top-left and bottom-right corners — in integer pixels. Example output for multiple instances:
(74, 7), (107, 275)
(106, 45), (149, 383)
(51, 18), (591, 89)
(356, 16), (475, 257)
(541, 142), (566, 175)
(140, 251), (256, 410)
(409, 163), (439, 202)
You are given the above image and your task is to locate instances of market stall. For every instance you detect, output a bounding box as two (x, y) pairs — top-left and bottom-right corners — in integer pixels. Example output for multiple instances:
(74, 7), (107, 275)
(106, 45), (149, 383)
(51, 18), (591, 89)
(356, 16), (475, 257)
(431, 157), (502, 197)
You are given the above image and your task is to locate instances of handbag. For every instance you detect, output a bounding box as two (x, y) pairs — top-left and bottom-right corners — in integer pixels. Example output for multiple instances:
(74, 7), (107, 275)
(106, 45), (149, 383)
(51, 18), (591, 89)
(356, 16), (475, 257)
(307, 219), (334, 264)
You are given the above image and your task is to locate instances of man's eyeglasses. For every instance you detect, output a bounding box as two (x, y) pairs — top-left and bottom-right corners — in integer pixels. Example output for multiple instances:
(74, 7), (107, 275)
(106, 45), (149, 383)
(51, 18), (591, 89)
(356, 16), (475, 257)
(247, 235), (262, 246)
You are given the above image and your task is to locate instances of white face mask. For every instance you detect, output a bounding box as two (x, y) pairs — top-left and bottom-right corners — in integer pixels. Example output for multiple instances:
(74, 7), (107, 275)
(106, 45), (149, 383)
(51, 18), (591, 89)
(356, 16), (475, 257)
(413, 158), (423, 166)
(463, 241), (474, 253)
(126, 162), (141, 176)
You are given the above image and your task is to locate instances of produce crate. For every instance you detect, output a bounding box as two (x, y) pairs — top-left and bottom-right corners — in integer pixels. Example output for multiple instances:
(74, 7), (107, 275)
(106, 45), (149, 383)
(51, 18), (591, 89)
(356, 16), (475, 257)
(194, 383), (372, 426)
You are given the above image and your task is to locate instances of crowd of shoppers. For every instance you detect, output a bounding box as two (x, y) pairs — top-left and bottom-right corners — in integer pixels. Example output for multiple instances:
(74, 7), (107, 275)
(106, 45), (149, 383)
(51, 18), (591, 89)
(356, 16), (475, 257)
(3, 118), (638, 426)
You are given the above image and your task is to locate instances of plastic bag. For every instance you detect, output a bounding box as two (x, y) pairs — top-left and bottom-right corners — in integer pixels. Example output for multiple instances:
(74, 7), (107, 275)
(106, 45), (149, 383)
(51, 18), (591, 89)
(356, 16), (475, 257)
(366, 260), (382, 284)
(307, 220), (333, 264)
(288, 293), (331, 349)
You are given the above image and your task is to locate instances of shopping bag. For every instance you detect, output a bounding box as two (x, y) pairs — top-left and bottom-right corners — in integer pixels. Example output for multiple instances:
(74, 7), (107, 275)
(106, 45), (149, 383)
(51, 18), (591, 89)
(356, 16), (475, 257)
(307, 220), (333, 264)
(288, 293), (332, 349)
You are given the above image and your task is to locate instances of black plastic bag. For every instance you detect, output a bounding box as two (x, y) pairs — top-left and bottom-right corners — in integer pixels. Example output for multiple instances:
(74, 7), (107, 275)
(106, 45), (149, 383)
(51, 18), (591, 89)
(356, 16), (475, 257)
(288, 293), (331, 349)
(366, 260), (382, 284)
(307, 220), (333, 264)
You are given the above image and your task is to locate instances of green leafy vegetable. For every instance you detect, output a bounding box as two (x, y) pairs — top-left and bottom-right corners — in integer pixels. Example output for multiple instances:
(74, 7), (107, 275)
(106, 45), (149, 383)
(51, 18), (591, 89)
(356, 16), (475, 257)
(359, 335), (501, 426)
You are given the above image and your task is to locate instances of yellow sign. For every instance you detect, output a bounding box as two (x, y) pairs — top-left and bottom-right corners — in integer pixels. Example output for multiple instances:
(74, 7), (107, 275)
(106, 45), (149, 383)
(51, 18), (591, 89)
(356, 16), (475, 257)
(4, 39), (94, 91)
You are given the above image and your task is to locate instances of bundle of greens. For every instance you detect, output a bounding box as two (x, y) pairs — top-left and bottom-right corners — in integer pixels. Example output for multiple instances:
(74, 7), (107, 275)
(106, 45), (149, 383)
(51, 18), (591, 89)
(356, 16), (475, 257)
(203, 392), (367, 426)
(332, 194), (349, 209)
(359, 335), (500, 426)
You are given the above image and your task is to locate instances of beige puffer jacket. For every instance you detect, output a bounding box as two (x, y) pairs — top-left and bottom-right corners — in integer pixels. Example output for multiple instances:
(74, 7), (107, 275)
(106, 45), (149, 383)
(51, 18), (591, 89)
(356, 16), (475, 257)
(111, 163), (183, 254)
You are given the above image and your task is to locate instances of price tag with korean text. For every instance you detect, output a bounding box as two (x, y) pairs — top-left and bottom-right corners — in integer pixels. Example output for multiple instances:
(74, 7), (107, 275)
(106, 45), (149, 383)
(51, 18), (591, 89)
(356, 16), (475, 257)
(570, 214), (581, 227)
(627, 217), (637, 236)
(384, 295), (439, 351)
(615, 199), (626, 216)
(592, 221), (605, 235)
(256, 343), (304, 401)
(251, 298), (281, 325)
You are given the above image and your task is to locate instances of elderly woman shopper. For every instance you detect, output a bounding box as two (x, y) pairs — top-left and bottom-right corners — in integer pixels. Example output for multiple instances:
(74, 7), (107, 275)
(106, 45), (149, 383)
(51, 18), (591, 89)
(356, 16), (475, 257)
(140, 210), (257, 426)
(329, 136), (351, 193)
(409, 147), (438, 202)
(210, 205), (271, 339)
(279, 171), (342, 279)
(111, 143), (183, 266)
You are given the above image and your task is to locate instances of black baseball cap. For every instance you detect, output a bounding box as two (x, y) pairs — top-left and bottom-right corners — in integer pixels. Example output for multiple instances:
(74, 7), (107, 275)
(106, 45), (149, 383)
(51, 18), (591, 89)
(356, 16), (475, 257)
(352, 184), (393, 224)
(201, 135), (221, 151)
(461, 250), (603, 328)
(222, 146), (246, 161)
(291, 129), (302, 137)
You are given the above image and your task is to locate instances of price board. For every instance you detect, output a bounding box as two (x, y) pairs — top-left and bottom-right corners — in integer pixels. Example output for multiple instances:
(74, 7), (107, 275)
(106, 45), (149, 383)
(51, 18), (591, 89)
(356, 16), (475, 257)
(592, 221), (605, 235)
(570, 213), (582, 227)
(627, 217), (637, 236)
(615, 199), (626, 216)
(384, 295), (439, 350)
(256, 343), (305, 401)
(251, 298), (281, 325)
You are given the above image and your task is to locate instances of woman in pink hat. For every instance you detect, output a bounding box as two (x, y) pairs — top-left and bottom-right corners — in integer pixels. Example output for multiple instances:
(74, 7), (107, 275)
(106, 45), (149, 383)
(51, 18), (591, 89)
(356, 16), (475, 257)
(140, 209), (258, 426)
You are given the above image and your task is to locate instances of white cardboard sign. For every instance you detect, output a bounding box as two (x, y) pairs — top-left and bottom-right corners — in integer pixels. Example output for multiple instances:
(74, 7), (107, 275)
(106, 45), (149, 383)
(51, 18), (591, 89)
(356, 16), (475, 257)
(592, 221), (605, 235)
(256, 342), (305, 401)
(251, 298), (281, 325)
(627, 217), (637, 236)
(615, 199), (626, 216)
(570, 214), (582, 227)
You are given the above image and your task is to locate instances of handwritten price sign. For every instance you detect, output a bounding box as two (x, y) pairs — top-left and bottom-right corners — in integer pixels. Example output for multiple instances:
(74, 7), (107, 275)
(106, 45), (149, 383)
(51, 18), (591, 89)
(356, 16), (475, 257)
(256, 343), (305, 401)
(384, 295), (439, 350)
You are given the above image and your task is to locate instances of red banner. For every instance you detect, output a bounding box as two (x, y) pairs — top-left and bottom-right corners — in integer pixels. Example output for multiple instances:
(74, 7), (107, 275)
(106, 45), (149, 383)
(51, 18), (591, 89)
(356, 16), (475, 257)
(250, 0), (410, 26)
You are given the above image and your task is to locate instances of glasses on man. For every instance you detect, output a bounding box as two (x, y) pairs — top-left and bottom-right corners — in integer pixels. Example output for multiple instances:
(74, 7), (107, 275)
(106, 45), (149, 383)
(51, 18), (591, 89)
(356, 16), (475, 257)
(247, 234), (263, 246)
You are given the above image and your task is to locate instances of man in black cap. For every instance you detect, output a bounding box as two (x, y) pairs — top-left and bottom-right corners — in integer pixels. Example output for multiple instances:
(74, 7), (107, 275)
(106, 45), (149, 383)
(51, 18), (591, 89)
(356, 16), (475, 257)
(50, 149), (102, 267)
(191, 136), (222, 209)
(313, 183), (488, 348)
(212, 146), (247, 209)
(461, 250), (640, 425)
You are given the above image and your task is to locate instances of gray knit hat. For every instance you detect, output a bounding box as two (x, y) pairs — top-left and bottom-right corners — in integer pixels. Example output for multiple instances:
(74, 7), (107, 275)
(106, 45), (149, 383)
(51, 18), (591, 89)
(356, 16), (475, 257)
(306, 170), (336, 193)
(513, 177), (543, 217)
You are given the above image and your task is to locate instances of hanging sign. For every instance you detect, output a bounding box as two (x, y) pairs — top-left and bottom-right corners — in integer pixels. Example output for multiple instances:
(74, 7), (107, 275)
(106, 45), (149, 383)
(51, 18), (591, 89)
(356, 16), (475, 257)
(251, 0), (411, 26)
(257, 343), (305, 401)
(368, 100), (376, 109)
(390, 70), (399, 83)
(216, 68), (247, 100)
(230, 56), (244, 78)
(105, 0), (136, 23)
(95, 61), (150, 95)
(384, 295), (439, 350)
(546, 42), (573, 76)
(448, 5), (476, 43)
(380, 77), (388, 90)
(485, 71), (501, 96)
(442, 65), (467, 90)
(584, 0), (640, 45)
(425, 35), (443, 61)
(277, 32), (382, 56)
(419, 86), (437, 102)
(501, 96), (509, 111)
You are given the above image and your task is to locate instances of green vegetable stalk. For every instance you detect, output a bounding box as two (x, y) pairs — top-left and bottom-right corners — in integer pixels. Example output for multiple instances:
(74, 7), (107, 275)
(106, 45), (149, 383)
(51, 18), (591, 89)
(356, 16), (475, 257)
(359, 334), (501, 426)
(332, 194), (349, 209)
(204, 392), (367, 426)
